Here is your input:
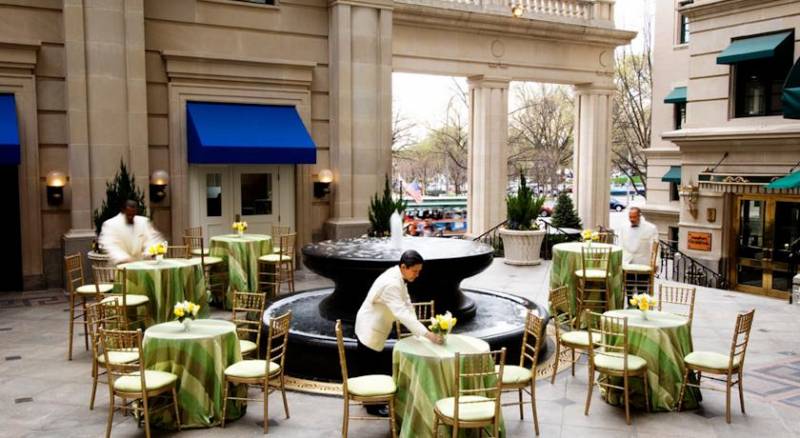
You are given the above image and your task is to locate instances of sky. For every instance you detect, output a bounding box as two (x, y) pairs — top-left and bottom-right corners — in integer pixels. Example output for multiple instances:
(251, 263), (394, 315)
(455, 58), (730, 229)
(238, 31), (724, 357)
(393, 0), (654, 142)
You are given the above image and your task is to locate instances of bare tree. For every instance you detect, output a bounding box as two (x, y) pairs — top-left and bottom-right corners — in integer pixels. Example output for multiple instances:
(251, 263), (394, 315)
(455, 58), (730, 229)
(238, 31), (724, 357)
(429, 79), (469, 194)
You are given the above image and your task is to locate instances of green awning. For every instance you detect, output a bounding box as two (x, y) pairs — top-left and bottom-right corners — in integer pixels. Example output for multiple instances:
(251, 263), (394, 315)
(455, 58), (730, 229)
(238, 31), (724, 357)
(717, 31), (792, 64)
(766, 170), (800, 189)
(664, 87), (687, 104)
(782, 57), (800, 119)
(662, 166), (681, 183)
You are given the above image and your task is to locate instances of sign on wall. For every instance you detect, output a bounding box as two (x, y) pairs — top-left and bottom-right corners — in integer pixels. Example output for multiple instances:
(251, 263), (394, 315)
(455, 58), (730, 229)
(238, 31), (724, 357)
(687, 232), (712, 251)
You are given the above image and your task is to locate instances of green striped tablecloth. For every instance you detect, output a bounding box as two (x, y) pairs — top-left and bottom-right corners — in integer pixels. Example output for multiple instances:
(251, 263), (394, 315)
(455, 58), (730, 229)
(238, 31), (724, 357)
(209, 234), (272, 308)
(549, 242), (624, 315)
(600, 309), (700, 412)
(143, 319), (245, 429)
(392, 334), (504, 438)
(118, 258), (209, 325)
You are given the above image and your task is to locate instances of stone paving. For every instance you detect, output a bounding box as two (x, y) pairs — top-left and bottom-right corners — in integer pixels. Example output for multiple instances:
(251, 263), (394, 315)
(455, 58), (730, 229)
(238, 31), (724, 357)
(1, 259), (799, 437)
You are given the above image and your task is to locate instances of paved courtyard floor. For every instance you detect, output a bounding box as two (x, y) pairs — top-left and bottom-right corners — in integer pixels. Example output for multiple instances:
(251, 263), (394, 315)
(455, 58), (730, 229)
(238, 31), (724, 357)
(1, 259), (799, 437)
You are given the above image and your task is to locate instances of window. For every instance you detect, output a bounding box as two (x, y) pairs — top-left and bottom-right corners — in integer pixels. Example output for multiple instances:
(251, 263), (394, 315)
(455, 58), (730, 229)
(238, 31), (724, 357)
(670, 182), (680, 201)
(674, 102), (686, 129)
(668, 226), (679, 250)
(240, 173), (272, 216)
(678, 14), (690, 44)
(206, 173), (222, 217)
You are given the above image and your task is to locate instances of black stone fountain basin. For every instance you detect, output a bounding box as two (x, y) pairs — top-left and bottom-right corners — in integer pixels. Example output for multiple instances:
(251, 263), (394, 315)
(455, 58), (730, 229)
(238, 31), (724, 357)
(302, 237), (494, 323)
(263, 287), (549, 381)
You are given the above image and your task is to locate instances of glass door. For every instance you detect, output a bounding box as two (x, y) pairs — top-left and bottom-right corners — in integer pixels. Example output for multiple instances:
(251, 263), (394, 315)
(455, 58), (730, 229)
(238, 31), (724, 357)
(201, 167), (233, 241)
(232, 166), (281, 236)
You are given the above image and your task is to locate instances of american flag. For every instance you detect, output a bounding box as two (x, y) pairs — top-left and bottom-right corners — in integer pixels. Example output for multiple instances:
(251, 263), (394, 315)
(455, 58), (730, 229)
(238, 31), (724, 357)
(403, 181), (423, 203)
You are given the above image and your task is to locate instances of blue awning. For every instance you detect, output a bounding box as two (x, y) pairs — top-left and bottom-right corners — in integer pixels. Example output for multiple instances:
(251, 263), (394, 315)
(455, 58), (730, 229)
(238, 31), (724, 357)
(0, 94), (20, 165)
(187, 102), (316, 164)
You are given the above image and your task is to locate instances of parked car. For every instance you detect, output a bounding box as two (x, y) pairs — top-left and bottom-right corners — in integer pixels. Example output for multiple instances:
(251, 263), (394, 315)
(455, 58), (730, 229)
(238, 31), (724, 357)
(609, 197), (627, 212)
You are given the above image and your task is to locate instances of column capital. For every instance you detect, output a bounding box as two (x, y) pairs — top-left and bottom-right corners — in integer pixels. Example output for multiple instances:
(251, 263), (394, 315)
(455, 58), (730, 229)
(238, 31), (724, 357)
(467, 75), (511, 89)
(329, 0), (394, 10)
(574, 83), (616, 96)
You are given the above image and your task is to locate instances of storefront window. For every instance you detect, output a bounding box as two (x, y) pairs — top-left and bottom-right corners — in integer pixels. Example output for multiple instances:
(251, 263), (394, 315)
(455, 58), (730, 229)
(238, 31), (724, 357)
(241, 173), (272, 216)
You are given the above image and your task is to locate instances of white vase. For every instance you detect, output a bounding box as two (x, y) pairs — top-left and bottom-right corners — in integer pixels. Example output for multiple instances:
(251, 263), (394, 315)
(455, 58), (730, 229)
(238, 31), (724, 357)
(499, 228), (546, 266)
(181, 318), (192, 332)
(640, 310), (649, 321)
(155, 254), (163, 263)
(237, 230), (244, 237)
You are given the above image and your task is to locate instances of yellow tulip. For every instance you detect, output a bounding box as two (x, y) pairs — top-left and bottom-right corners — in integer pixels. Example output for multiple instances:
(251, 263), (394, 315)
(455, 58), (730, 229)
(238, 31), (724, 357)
(174, 307), (185, 318)
(640, 301), (650, 311)
(440, 320), (450, 330)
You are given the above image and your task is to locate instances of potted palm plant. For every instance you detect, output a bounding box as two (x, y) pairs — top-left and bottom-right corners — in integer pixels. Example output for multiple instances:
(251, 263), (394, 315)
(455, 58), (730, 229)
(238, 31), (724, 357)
(499, 175), (546, 265)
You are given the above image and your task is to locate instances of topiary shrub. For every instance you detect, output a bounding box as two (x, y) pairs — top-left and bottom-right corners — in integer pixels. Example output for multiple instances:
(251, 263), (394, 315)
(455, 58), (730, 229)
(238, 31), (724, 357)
(506, 174), (545, 231)
(92, 160), (147, 235)
(551, 191), (582, 229)
(368, 176), (407, 237)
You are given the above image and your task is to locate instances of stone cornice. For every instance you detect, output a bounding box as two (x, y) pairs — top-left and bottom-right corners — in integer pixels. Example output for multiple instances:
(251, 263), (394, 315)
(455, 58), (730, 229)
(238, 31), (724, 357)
(392, 3), (635, 49)
(663, 124), (800, 147)
(162, 50), (316, 86)
(0, 39), (41, 73)
(680, 0), (796, 20)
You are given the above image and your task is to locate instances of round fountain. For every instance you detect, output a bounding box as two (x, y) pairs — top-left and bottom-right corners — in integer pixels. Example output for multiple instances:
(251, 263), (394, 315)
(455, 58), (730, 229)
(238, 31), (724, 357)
(263, 236), (549, 381)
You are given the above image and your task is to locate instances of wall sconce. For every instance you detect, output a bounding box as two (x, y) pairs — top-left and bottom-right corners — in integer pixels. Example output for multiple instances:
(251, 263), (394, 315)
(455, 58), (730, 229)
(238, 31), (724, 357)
(45, 171), (67, 206)
(150, 170), (169, 202)
(314, 169), (333, 198)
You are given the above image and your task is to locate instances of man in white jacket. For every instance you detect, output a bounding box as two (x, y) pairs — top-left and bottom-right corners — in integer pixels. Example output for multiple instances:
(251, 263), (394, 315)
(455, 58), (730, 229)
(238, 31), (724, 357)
(618, 207), (659, 266)
(354, 249), (442, 415)
(99, 200), (164, 265)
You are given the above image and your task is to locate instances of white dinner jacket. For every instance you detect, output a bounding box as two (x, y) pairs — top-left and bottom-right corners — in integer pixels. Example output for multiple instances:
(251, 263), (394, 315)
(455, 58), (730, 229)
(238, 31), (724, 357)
(355, 266), (428, 352)
(99, 213), (163, 265)
(618, 217), (659, 266)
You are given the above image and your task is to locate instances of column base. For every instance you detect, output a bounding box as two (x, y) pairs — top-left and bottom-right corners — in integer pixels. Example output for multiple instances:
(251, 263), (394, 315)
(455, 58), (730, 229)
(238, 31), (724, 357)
(324, 218), (371, 240)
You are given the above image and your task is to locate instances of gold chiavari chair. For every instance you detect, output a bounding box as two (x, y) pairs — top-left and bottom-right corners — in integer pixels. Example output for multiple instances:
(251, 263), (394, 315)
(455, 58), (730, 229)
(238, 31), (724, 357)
(433, 348), (506, 438)
(184, 226), (208, 256)
(394, 300), (435, 339)
(678, 309), (755, 423)
(231, 290), (267, 358)
(549, 286), (600, 384)
(271, 224), (292, 254)
(95, 266), (151, 329)
(65, 253), (114, 360)
(584, 311), (649, 425)
(596, 229), (616, 244)
(258, 232), (296, 297)
(499, 311), (544, 436)
(165, 245), (189, 259)
(335, 320), (397, 438)
(623, 240), (659, 299)
(100, 328), (180, 438)
(657, 284), (697, 330)
(575, 246), (612, 320)
(183, 234), (227, 306)
(222, 311), (292, 433)
(86, 301), (136, 410)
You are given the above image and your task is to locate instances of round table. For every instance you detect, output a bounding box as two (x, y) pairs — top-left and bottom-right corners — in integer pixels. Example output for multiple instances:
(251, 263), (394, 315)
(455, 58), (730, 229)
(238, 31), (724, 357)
(118, 258), (208, 324)
(210, 234), (272, 308)
(549, 242), (623, 315)
(392, 334), (503, 438)
(142, 319), (245, 428)
(601, 309), (700, 411)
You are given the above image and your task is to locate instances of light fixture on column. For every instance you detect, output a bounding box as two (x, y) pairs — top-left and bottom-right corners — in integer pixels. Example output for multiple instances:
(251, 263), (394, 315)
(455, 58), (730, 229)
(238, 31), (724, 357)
(45, 171), (67, 206)
(314, 169), (333, 198)
(511, 3), (524, 18)
(150, 170), (169, 202)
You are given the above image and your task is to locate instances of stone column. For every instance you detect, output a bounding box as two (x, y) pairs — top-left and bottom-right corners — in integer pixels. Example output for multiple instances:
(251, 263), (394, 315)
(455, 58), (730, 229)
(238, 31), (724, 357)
(326, 0), (393, 239)
(467, 75), (510, 236)
(573, 84), (614, 229)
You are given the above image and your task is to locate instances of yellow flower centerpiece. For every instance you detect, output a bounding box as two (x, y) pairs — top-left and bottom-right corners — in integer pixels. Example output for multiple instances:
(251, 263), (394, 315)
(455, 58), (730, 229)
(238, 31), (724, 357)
(146, 241), (168, 263)
(174, 300), (200, 331)
(629, 293), (653, 320)
(428, 311), (457, 342)
(581, 229), (600, 247)
(232, 221), (248, 237)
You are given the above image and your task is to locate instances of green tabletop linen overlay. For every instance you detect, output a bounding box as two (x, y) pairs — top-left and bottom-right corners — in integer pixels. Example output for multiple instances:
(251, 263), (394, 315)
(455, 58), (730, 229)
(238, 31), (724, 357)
(209, 234), (272, 308)
(143, 319), (246, 428)
(118, 258), (209, 325)
(549, 242), (624, 315)
(601, 309), (700, 411)
(392, 334), (504, 438)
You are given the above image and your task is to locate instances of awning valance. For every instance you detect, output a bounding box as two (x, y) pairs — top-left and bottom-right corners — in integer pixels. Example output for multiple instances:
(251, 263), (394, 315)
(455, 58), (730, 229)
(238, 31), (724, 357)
(717, 31), (793, 64)
(766, 170), (800, 190)
(664, 87), (687, 104)
(0, 94), (20, 165)
(187, 101), (316, 164)
(782, 56), (800, 119)
(662, 166), (681, 183)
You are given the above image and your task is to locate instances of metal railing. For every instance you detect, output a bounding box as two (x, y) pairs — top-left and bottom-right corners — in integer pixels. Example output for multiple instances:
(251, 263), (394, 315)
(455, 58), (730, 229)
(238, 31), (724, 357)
(472, 220), (508, 257)
(540, 219), (582, 260)
(655, 239), (730, 290)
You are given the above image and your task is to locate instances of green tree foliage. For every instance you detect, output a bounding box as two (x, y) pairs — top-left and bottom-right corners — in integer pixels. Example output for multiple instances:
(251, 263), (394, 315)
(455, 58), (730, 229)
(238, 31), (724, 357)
(92, 161), (147, 235)
(506, 174), (545, 231)
(368, 176), (407, 237)
(551, 191), (582, 229)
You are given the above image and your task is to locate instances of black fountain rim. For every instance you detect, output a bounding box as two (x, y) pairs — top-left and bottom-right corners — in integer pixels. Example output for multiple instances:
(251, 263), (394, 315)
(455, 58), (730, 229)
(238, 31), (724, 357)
(301, 236), (494, 263)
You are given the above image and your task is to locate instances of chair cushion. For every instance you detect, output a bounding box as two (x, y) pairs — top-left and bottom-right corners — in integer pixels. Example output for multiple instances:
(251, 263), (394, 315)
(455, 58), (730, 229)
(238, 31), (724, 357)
(113, 370), (177, 392)
(560, 330), (601, 347)
(76, 283), (114, 294)
(97, 350), (140, 365)
(497, 365), (531, 385)
(224, 359), (280, 378)
(239, 339), (258, 355)
(194, 256), (223, 266)
(101, 294), (150, 306)
(593, 352), (647, 371)
(684, 351), (740, 370)
(435, 395), (496, 421)
(574, 269), (608, 279)
(346, 375), (396, 397)
(259, 254), (293, 263)
(623, 264), (652, 273)
(191, 248), (210, 256)
(272, 246), (282, 254)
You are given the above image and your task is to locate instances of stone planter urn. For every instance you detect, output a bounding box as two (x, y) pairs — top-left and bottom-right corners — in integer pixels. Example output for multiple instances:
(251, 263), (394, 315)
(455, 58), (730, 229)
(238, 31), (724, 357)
(499, 228), (546, 266)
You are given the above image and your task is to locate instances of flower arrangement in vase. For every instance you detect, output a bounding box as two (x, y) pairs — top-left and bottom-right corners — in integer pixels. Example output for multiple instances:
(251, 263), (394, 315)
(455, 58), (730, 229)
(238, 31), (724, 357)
(232, 221), (248, 237)
(581, 229), (600, 247)
(629, 293), (654, 320)
(428, 311), (457, 342)
(174, 300), (200, 331)
(146, 241), (168, 262)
